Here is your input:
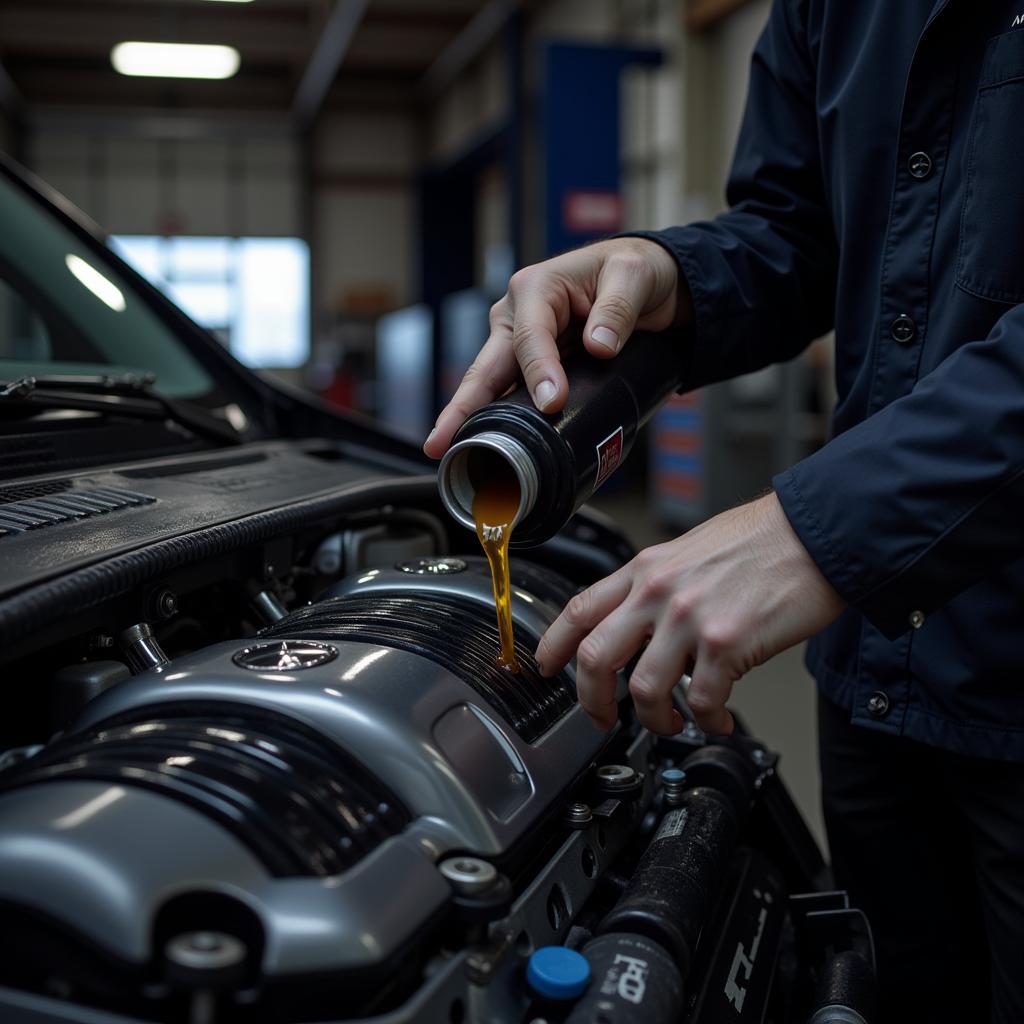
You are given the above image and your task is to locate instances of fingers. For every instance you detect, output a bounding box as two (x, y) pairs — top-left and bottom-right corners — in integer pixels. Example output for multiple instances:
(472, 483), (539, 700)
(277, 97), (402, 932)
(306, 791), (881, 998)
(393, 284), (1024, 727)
(424, 240), (682, 456)
(424, 269), (571, 457)
(536, 569), (632, 677)
(537, 555), (739, 736)
(684, 661), (735, 736)
(626, 629), (690, 736)
(423, 318), (518, 458)
(582, 251), (651, 357)
(506, 268), (570, 413)
(572, 603), (656, 731)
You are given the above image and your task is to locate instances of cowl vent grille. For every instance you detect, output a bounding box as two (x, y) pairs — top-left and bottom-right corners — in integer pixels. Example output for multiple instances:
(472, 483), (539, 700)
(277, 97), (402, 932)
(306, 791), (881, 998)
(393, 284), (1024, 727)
(0, 486), (155, 536)
(0, 479), (73, 504)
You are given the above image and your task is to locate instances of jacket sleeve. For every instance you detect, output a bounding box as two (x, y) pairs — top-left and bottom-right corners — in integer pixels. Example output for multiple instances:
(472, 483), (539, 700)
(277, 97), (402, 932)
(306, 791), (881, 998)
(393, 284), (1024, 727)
(622, 0), (838, 388)
(773, 302), (1024, 639)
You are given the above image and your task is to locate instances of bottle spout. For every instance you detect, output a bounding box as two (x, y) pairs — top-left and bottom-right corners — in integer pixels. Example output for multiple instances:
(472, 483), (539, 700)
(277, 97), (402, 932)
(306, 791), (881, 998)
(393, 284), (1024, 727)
(438, 431), (539, 533)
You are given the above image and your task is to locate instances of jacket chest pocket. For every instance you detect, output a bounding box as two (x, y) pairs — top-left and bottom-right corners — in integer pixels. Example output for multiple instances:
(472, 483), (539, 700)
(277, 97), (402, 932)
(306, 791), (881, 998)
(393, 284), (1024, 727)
(956, 30), (1024, 304)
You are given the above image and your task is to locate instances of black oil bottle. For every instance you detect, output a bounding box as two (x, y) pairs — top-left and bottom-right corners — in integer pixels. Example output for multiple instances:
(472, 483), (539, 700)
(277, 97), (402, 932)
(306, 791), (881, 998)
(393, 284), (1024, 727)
(438, 326), (692, 545)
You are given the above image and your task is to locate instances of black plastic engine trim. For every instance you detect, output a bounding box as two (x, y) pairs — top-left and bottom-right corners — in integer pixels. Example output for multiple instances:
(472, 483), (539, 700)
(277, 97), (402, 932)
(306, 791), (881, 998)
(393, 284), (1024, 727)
(0, 473), (438, 647)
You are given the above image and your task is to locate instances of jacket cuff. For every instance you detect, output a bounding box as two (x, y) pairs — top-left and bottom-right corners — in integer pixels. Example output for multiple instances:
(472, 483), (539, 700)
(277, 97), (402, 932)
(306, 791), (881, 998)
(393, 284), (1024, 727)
(773, 463), (921, 641)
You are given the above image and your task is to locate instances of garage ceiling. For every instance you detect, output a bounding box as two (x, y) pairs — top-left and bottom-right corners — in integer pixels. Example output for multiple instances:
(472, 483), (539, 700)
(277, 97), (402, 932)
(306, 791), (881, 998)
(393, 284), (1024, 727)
(0, 0), (484, 116)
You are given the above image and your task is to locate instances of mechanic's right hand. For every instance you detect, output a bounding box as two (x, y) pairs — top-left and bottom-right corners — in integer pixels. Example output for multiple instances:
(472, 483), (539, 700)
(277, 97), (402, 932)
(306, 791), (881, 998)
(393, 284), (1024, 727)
(423, 237), (686, 458)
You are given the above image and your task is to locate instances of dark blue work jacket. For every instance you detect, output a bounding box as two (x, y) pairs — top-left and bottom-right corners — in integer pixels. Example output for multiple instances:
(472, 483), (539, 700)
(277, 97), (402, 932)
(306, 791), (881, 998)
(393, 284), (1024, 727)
(641, 0), (1024, 759)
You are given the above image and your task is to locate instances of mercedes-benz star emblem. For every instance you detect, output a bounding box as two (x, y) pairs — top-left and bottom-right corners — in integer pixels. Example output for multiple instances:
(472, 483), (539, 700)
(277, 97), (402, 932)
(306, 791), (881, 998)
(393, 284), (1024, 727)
(232, 640), (337, 672)
(396, 557), (468, 575)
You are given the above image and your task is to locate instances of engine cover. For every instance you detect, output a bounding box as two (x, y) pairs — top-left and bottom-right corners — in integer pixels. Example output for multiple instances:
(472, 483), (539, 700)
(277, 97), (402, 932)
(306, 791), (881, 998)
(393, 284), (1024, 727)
(0, 558), (618, 981)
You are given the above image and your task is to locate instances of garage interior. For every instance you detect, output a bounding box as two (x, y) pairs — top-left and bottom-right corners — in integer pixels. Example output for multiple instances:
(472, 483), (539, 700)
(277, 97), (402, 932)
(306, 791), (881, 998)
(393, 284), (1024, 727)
(0, 0), (830, 850)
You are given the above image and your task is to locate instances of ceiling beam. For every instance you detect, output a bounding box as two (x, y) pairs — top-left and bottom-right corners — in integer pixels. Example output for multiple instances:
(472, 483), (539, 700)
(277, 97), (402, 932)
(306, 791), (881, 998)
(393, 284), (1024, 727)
(291, 0), (369, 131)
(419, 0), (518, 98)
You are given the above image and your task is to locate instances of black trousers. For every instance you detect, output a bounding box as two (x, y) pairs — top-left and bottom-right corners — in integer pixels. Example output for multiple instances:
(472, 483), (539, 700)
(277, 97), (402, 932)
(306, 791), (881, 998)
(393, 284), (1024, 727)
(818, 694), (1024, 1024)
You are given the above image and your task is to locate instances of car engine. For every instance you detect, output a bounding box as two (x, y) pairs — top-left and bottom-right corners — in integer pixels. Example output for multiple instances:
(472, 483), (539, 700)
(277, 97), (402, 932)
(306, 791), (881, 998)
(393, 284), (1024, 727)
(0, 450), (875, 1024)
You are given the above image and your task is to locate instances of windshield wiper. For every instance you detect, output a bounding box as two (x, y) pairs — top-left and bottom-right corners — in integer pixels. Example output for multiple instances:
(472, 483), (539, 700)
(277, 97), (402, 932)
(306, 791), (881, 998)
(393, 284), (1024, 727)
(0, 374), (242, 445)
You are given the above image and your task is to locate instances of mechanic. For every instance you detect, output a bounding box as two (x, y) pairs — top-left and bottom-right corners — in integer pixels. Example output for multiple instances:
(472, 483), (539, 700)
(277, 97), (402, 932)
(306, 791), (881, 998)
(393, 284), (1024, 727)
(424, 2), (1024, 1021)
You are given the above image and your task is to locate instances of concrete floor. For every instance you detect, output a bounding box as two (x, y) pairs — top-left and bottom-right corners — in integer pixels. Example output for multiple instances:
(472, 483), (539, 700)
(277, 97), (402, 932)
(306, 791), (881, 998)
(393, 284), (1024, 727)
(590, 488), (828, 852)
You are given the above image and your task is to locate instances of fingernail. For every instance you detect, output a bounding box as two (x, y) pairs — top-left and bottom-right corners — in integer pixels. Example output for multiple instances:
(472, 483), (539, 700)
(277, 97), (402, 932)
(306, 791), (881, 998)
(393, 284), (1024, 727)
(424, 428), (438, 449)
(591, 325), (619, 352)
(535, 379), (558, 410)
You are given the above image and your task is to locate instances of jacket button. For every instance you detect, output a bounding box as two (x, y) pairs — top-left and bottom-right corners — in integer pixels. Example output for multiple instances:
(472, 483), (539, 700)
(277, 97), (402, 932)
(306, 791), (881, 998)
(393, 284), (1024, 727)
(909, 609), (925, 629)
(891, 314), (917, 344)
(908, 151), (933, 179)
(867, 691), (890, 718)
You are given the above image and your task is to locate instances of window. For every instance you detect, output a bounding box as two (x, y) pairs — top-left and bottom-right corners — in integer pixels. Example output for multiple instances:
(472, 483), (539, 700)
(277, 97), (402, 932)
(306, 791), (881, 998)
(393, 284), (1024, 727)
(111, 235), (310, 369)
(0, 174), (213, 399)
(0, 278), (51, 362)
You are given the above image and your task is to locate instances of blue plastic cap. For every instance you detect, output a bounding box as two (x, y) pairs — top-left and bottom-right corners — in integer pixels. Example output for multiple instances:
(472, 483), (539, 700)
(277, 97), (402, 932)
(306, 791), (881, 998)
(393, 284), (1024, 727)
(526, 946), (591, 1001)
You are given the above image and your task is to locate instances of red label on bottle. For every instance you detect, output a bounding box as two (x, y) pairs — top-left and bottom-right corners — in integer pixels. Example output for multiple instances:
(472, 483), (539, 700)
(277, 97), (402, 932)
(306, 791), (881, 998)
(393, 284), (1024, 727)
(594, 426), (625, 491)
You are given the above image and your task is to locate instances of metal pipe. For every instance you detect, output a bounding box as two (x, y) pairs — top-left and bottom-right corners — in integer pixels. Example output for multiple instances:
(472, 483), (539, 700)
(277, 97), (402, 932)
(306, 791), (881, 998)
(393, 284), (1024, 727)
(117, 622), (169, 674)
(250, 590), (287, 625)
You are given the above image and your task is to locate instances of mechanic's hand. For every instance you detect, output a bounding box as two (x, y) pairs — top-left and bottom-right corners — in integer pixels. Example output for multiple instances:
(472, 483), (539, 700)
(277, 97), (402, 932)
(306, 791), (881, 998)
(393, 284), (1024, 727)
(423, 237), (686, 458)
(535, 492), (845, 736)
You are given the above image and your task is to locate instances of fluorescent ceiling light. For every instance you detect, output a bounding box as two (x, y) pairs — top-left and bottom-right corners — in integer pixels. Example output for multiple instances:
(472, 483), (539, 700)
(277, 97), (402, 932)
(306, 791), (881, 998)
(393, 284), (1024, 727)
(65, 255), (126, 312)
(111, 42), (241, 80)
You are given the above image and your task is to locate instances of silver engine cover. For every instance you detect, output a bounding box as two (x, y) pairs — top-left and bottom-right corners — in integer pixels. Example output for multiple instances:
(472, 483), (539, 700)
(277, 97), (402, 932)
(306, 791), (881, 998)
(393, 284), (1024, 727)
(0, 559), (620, 979)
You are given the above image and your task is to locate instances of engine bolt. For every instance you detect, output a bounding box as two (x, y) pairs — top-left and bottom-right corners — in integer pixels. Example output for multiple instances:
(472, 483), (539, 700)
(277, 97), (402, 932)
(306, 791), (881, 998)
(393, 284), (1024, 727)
(439, 856), (498, 896)
(662, 767), (687, 807)
(595, 764), (636, 789)
(155, 589), (178, 619)
(164, 931), (246, 972)
(565, 802), (593, 828)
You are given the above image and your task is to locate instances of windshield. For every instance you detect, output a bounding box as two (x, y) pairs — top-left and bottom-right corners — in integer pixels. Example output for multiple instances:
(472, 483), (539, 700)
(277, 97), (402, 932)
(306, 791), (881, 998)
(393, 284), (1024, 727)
(0, 173), (215, 400)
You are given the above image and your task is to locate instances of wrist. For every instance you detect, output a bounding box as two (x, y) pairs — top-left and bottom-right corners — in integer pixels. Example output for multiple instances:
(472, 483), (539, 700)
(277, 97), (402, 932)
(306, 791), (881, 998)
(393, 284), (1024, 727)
(758, 491), (846, 614)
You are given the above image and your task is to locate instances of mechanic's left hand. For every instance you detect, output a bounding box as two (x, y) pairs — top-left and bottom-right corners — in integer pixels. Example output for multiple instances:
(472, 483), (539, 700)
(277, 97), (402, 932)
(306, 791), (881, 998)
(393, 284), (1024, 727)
(535, 492), (845, 736)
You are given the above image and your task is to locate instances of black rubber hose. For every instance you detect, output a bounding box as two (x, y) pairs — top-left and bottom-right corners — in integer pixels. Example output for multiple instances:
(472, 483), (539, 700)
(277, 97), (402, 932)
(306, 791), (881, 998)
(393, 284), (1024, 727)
(563, 933), (685, 1024)
(598, 786), (740, 977)
(809, 950), (877, 1024)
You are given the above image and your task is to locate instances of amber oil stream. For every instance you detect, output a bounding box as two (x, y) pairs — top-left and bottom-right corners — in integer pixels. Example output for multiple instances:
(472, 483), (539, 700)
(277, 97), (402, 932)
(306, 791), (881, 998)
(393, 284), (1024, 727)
(472, 461), (521, 672)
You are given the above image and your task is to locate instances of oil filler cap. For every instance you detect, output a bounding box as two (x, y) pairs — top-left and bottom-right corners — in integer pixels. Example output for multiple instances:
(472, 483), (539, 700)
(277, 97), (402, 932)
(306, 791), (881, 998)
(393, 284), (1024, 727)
(526, 946), (591, 1001)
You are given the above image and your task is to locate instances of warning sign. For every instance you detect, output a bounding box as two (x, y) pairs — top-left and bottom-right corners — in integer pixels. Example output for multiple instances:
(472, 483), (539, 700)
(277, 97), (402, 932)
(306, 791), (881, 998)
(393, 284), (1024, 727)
(594, 426), (625, 491)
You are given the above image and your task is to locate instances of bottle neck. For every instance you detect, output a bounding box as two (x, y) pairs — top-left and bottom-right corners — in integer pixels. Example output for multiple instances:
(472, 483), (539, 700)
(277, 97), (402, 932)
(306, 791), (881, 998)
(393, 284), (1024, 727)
(437, 430), (539, 533)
